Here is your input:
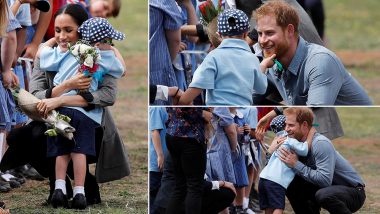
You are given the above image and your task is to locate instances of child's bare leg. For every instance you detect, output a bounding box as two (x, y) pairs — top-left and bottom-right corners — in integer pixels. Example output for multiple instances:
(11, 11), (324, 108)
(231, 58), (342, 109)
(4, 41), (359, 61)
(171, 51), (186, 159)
(273, 208), (283, 214)
(71, 153), (86, 196)
(0, 131), (7, 162)
(265, 208), (274, 214)
(234, 187), (245, 209)
(244, 165), (254, 209)
(55, 154), (71, 195)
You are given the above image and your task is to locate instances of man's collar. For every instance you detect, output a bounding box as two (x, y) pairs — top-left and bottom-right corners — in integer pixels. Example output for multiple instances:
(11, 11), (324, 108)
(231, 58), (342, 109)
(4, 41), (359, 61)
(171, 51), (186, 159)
(287, 37), (307, 76)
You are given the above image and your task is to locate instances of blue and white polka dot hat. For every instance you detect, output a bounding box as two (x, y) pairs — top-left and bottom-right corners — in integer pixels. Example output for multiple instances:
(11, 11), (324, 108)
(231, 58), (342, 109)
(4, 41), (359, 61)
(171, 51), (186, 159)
(270, 115), (286, 134)
(217, 9), (250, 36)
(78, 17), (125, 43)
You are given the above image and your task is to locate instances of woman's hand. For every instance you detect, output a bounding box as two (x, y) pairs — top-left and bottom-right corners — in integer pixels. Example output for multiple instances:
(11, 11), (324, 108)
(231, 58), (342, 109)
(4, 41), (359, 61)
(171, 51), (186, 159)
(237, 126), (244, 135)
(36, 97), (62, 118)
(63, 73), (92, 90)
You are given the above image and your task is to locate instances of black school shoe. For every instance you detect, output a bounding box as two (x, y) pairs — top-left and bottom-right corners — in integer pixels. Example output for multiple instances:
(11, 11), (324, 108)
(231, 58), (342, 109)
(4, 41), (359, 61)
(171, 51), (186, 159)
(51, 189), (69, 208)
(72, 193), (87, 210)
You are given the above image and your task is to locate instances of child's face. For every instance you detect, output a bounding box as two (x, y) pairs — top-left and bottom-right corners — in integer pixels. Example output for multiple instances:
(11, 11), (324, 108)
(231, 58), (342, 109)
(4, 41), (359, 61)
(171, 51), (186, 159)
(90, 0), (112, 18)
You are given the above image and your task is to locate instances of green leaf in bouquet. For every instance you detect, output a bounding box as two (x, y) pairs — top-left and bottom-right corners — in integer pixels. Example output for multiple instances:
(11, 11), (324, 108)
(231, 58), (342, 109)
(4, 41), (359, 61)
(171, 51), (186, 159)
(57, 114), (71, 123)
(45, 129), (57, 137)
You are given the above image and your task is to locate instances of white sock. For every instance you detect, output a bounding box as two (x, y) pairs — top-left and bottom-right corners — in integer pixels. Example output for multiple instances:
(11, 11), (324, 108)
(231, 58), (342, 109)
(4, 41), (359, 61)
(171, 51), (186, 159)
(243, 197), (249, 209)
(73, 186), (85, 197)
(55, 179), (67, 195)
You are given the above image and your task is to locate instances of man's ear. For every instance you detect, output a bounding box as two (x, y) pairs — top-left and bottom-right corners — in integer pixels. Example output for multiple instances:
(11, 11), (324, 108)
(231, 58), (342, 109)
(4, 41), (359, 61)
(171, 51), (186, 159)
(286, 24), (296, 37)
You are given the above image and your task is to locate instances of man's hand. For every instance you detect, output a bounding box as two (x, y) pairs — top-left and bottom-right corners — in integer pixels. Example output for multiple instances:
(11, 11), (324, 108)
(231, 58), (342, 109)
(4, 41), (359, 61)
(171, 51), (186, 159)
(278, 147), (298, 168)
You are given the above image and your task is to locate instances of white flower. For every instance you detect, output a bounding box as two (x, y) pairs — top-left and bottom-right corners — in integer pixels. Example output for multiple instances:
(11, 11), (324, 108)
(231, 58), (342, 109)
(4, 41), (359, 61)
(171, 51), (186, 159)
(71, 45), (80, 56)
(84, 55), (94, 67)
(78, 44), (93, 55)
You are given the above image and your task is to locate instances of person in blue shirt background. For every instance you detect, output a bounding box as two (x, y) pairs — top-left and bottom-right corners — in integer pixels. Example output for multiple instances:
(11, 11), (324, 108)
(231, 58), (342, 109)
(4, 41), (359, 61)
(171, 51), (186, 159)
(149, 107), (168, 213)
(178, 8), (267, 106)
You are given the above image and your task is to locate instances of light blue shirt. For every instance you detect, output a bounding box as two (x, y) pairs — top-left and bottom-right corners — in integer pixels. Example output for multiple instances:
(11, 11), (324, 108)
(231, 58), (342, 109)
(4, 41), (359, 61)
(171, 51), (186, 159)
(189, 39), (267, 105)
(262, 37), (372, 105)
(260, 137), (308, 189)
(238, 107), (258, 129)
(293, 133), (364, 188)
(8, 0), (32, 26)
(149, 107), (168, 172)
(39, 46), (124, 124)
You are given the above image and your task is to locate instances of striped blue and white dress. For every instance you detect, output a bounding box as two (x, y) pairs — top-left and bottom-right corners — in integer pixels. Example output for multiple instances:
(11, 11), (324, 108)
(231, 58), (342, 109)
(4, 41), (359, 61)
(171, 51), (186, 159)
(149, 0), (182, 105)
(0, 8), (21, 131)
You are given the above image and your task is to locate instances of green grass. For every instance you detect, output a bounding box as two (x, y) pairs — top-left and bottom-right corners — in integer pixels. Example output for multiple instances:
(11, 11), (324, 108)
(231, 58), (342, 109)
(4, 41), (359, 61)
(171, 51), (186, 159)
(325, 0), (380, 50)
(336, 107), (380, 139)
(110, 0), (148, 56)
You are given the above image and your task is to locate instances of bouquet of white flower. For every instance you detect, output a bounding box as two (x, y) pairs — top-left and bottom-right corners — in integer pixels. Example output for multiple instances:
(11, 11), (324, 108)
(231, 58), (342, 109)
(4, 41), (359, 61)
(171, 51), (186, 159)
(11, 87), (75, 140)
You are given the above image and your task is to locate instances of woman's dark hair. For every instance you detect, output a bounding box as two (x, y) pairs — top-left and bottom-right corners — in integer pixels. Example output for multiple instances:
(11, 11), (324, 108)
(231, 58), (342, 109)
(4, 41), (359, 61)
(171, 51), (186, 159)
(54, 4), (88, 27)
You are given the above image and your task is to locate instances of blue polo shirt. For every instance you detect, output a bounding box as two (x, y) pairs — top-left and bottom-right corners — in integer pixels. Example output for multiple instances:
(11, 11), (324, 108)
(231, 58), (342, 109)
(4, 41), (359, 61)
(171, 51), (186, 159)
(149, 107), (168, 172)
(260, 137), (308, 189)
(189, 39), (267, 106)
(264, 37), (372, 105)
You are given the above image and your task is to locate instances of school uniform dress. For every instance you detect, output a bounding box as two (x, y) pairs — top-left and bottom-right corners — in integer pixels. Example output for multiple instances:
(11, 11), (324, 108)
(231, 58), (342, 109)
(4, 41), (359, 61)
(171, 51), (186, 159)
(206, 107), (236, 184)
(231, 111), (249, 187)
(149, 0), (182, 105)
(0, 10), (21, 131)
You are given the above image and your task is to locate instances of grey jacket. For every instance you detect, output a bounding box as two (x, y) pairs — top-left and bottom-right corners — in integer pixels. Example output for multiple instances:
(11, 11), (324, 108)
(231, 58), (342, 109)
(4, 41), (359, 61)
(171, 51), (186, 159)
(30, 56), (130, 183)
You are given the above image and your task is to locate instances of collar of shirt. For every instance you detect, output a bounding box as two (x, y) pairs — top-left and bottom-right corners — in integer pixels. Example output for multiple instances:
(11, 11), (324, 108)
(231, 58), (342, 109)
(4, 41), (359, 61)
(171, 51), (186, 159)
(218, 38), (252, 53)
(287, 37), (308, 76)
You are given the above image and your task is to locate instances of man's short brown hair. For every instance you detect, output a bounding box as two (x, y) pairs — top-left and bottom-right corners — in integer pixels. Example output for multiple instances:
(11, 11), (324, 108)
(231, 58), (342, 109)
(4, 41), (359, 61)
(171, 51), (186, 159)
(284, 107), (314, 127)
(255, 1), (300, 35)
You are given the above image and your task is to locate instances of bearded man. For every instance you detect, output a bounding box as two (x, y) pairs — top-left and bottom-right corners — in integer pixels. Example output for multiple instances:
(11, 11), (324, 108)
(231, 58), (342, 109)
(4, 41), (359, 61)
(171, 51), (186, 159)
(253, 1), (372, 105)
(278, 107), (366, 213)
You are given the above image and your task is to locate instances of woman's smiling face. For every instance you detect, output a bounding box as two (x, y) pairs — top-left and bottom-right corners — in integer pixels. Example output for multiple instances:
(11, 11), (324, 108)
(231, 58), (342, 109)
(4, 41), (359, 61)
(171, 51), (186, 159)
(54, 14), (80, 51)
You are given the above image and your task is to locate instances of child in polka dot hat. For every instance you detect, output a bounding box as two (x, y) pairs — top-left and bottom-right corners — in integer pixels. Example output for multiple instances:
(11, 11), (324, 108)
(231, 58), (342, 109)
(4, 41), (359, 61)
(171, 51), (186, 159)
(217, 8), (250, 36)
(78, 17), (125, 45)
(179, 8), (267, 106)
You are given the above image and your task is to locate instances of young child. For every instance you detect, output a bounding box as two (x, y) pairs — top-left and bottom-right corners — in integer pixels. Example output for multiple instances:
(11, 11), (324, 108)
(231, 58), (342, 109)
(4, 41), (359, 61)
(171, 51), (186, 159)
(258, 115), (316, 214)
(40, 17), (126, 96)
(149, 107), (168, 213)
(67, 0), (121, 18)
(178, 8), (267, 106)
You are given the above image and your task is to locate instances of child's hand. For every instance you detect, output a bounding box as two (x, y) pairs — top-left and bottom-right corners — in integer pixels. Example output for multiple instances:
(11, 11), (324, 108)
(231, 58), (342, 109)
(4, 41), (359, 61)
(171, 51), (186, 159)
(268, 136), (286, 154)
(37, 98), (62, 118)
(237, 126), (244, 135)
(1, 70), (19, 89)
(63, 73), (92, 90)
(243, 124), (250, 133)
(179, 42), (187, 52)
(260, 54), (276, 73)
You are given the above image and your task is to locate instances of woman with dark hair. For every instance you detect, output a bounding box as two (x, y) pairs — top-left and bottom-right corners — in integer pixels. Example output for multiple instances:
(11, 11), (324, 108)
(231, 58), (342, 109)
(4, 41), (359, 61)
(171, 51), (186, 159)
(2, 3), (129, 210)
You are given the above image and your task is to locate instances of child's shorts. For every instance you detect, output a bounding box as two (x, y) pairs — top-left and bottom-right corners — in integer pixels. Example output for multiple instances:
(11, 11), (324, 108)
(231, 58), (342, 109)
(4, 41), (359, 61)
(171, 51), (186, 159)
(47, 107), (99, 157)
(258, 178), (286, 210)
